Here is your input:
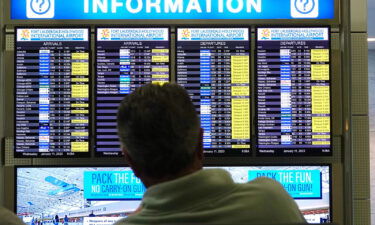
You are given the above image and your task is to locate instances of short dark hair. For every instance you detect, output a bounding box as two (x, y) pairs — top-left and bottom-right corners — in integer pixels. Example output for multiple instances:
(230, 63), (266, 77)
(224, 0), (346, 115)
(117, 83), (200, 179)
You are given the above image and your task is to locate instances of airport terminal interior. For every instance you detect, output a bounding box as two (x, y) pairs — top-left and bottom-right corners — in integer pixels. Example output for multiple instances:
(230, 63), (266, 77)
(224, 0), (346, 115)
(0, 0), (374, 224)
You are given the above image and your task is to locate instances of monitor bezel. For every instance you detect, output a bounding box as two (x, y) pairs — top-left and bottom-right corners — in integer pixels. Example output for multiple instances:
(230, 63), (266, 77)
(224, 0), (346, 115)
(14, 163), (333, 222)
(254, 25), (333, 157)
(13, 26), (92, 158)
(93, 26), (172, 157)
(175, 26), (252, 157)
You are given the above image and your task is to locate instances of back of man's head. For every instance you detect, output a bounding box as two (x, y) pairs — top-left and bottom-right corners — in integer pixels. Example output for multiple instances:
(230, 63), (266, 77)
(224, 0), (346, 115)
(117, 83), (200, 179)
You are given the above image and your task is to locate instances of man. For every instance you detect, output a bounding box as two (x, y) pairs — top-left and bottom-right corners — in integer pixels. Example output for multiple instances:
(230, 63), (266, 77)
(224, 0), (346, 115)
(0, 207), (25, 225)
(115, 83), (306, 225)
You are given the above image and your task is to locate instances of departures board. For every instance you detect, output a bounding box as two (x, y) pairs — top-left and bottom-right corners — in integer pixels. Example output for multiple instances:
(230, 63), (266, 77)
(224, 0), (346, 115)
(95, 28), (170, 156)
(15, 28), (90, 157)
(256, 27), (331, 156)
(176, 28), (251, 156)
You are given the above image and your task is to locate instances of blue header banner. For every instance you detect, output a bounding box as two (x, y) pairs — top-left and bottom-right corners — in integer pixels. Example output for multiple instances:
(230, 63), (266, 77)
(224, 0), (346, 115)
(83, 171), (146, 200)
(248, 170), (322, 199)
(12, 0), (334, 20)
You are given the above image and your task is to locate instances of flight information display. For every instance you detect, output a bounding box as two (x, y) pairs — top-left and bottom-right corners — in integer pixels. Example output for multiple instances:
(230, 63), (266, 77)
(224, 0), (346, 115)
(15, 28), (90, 157)
(96, 28), (170, 156)
(176, 28), (250, 156)
(256, 27), (331, 156)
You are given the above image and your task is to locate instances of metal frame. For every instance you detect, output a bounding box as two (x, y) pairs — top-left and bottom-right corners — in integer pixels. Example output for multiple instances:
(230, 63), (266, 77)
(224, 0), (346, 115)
(340, 0), (353, 224)
(0, 0), (5, 206)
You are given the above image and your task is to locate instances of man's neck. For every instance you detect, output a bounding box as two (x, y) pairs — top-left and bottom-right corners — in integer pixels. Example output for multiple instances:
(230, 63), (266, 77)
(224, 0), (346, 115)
(141, 166), (202, 188)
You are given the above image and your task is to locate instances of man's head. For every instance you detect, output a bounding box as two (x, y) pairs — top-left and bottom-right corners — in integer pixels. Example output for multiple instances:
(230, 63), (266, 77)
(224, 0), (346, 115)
(117, 83), (203, 186)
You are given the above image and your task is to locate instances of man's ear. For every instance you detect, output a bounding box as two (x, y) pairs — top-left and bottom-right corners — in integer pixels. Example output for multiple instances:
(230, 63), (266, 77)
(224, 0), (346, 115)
(122, 147), (141, 178)
(196, 128), (204, 161)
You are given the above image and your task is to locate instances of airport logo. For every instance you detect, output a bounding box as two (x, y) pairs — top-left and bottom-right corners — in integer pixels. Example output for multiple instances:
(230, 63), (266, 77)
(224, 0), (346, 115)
(291, 0), (319, 18)
(26, 0), (55, 18)
(260, 29), (271, 40)
(180, 29), (192, 40)
(20, 29), (31, 41)
(100, 29), (111, 40)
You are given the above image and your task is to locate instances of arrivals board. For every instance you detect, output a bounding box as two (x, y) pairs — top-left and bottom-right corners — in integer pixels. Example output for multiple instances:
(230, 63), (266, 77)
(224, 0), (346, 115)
(95, 28), (170, 156)
(176, 28), (250, 156)
(15, 28), (90, 157)
(256, 27), (331, 156)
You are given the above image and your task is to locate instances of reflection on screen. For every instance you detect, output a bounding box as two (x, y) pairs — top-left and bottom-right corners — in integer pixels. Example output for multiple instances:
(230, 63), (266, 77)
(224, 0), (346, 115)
(17, 166), (330, 224)
(256, 27), (331, 156)
(15, 28), (90, 157)
(176, 28), (251, 156)
(95, 28), (170, 156)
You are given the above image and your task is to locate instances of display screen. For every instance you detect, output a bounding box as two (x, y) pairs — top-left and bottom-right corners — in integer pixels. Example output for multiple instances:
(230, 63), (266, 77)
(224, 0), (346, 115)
(220, 166), (331, 223)
(16, 167), (137, 225)
(15, 28), (90, 157)
(95, 28), (170, 156)
(16, 166), (330, 224)
(176, 28), (251, 156)
(256, 27), (331, 156)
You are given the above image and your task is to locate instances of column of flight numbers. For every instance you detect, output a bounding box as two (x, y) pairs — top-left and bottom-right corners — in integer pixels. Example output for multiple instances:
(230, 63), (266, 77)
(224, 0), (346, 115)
(45, 40), (90, 154)
(289, 43), (312, 146)
(49, 48), (90, 152)
(285, 42), (331, 149)
(257, 43), (316, 148)
(124, 46), (169, 90)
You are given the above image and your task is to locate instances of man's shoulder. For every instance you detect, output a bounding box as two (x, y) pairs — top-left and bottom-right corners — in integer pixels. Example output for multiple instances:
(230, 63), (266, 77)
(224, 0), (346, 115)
(114, 218), (126, 225)
(115, 177), (306, 224)
(0, 207), (25, 225)
(237, 177), (288, 196)
(234, 177), (302, 211)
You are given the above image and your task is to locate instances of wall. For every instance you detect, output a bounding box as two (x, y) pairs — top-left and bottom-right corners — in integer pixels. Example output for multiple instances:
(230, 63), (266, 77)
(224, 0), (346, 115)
(369, 49), (375, 225)
(350, 0), (370, 223)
